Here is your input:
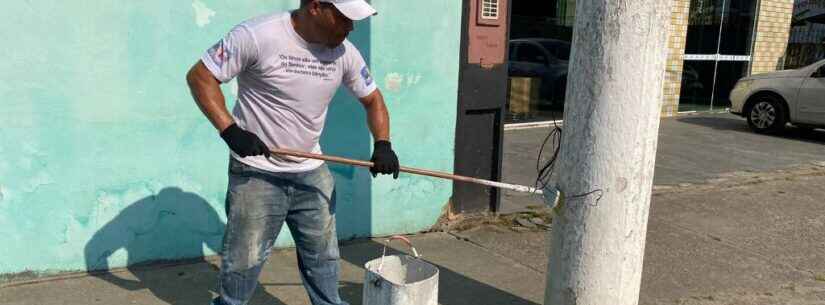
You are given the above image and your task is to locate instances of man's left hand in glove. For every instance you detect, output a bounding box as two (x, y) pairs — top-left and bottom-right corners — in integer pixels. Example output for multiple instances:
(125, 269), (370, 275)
(370, 140), (400, 179)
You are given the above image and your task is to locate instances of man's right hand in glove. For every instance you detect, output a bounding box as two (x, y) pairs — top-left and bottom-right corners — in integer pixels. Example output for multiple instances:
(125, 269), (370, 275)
(220, 123), (270, 158)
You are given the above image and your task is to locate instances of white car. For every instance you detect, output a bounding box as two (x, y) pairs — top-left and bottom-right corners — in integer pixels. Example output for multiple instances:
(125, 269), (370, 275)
(730, 59), (825, 133)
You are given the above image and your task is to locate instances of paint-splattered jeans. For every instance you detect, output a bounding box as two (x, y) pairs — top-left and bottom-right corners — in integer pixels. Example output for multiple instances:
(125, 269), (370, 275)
(212, 158), (348, 305)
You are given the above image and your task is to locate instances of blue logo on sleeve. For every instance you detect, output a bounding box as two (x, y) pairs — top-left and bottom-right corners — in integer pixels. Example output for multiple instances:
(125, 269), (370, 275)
(361, 66), (374, 86)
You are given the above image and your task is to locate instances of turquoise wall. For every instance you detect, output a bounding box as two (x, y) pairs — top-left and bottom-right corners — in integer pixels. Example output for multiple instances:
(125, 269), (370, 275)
(0, 0), (460, 276)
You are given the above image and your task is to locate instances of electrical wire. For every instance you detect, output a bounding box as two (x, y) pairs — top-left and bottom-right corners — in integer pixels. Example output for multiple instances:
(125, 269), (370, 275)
(533, 108), (604, 206)
(535, 110), (563, 190)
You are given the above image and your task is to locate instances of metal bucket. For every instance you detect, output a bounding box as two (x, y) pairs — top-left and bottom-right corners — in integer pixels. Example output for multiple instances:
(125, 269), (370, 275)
(363, 236), (439, 305)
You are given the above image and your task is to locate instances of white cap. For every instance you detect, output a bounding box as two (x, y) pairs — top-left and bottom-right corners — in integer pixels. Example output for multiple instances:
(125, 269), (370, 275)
(318, 0), (377, 21)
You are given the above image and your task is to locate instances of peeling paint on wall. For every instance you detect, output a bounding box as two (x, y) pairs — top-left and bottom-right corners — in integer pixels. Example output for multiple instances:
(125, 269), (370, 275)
(383, 72), (423, 93)
(385, 73), (403, 92)
(406, 73), (423, 87)
(192, 0), (216, 28)
(368, 0), (461, 235)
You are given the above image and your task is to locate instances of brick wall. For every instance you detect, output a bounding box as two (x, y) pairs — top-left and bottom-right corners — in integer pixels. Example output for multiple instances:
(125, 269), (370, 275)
(661, 0), (691, 117)
(751, 0), (795, 74)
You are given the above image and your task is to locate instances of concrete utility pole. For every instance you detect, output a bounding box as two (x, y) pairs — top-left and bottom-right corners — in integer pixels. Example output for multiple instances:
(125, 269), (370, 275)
(544, 0), (672, 304)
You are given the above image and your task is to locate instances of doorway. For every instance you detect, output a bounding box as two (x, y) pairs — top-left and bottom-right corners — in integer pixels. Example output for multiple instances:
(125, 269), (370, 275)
(679, 0), (759, 112)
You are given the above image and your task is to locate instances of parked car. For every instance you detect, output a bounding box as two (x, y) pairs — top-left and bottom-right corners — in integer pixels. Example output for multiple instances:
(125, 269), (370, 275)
(730, 59), (825, 133)
(508, 38), (571, 109)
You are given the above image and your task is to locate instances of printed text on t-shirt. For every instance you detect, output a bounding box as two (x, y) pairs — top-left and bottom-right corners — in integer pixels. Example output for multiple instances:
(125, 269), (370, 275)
(280, 55), (337, 80)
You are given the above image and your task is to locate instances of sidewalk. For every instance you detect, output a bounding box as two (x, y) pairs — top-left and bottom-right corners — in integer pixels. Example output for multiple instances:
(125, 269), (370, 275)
(2, 165), (825, 305)
(0, 232), (546, 305)
(3, 114), (825, 304)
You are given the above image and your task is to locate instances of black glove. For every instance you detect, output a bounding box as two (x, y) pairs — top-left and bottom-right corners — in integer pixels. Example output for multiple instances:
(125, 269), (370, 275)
(220, 124), (271, 158)
(370, 141), (400, 179)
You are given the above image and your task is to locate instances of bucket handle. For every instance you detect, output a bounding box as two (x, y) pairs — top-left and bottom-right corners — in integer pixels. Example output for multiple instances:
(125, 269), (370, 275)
(376, 235), (420, 273)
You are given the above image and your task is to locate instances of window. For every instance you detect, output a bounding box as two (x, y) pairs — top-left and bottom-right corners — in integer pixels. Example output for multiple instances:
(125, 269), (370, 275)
(685, 0), (723, 54)
(481, 0), (500, 20)
(719, 0), (757, 55)
(506, 0), (575, 124)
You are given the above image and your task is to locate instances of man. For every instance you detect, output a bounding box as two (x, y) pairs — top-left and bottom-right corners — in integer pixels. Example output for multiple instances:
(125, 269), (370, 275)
(185, 1), (399, 304)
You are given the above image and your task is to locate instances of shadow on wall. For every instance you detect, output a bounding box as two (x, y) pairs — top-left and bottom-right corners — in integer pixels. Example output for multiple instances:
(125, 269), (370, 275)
(83, 187), (287, 305)
(321, 13), (374, 241)
(81, 7), (376, 304)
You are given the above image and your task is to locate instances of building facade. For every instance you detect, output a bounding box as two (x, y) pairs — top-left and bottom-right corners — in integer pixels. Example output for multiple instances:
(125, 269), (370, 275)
(508, 0), (799, 122)
(0, 1), (462, 276)
(663, 0), (795, 115)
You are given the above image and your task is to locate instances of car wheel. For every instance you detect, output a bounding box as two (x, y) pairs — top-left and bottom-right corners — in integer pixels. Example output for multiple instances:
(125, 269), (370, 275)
(746, 96), (787, 134)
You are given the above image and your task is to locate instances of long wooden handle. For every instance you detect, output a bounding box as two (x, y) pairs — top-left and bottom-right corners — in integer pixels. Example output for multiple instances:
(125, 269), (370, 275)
(270, 148), (543, 194)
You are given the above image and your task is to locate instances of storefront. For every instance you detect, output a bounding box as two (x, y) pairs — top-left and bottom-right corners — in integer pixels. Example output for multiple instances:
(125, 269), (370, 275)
(506, 1), (575, 123)
(679, 0), (759, 112)
(504, 0), (796, 124)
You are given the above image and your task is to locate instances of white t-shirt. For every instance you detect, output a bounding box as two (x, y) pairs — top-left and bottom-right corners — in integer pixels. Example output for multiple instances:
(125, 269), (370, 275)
(202, 12), (377, 173)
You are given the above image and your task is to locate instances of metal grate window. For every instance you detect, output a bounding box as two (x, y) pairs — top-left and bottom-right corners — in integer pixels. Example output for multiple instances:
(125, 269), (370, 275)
(481, 0), (499, 20)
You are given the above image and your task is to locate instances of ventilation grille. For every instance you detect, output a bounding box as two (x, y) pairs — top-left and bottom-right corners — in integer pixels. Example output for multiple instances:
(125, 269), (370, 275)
(481, 0), (499, 20)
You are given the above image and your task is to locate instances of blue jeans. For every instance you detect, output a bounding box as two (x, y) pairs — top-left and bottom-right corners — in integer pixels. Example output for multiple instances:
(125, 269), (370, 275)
(213, 158), (348, 305)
